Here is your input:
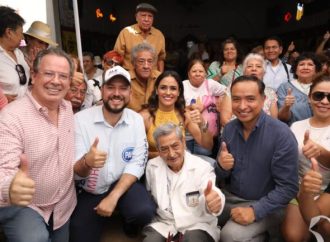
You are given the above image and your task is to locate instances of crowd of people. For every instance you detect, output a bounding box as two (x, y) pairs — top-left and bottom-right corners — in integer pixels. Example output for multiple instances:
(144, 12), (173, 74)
(0, 2), (330, 242)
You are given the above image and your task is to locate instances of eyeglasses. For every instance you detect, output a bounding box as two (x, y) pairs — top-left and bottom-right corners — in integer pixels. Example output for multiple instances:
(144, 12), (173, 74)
(38, 70), (71, 82)
(311, 91), (330, 102)
(16, 64), (27, 85)
(69, 87), (87, 96)
(136, 58), (153, 66)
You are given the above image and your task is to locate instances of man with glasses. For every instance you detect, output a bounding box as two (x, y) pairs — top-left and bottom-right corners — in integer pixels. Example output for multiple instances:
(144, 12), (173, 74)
(0, 6), (30, 102)
(70, 65), (155, 242)
(0, 48), (76, 242)
(114, 3), (165, 72)
(128, 42), (160, 112)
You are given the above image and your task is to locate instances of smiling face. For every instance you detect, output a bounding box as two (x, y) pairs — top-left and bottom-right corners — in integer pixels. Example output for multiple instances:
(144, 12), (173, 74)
(102, 77), (131, 114)
(296, 59), (316, 82)
(157, 131), (185, 172)
(157, 76), (179, 110)
(31, 54), (71, 108)
(223, 43), (237, 62)
(309, 81), (330, 122)
(264, 39), (283, 62)
(231, 80), (265, 128)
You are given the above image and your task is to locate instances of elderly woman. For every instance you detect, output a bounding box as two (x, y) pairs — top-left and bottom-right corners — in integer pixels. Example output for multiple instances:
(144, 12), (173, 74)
(140, 70), (213, 159)
(0, 6), (29, 102)
(220, 53), (278, 126)
(282, 74), (330, 242)
(183, 59), (227, 157)
(277, 52), (322, 125)
(207, 38), (243, 87)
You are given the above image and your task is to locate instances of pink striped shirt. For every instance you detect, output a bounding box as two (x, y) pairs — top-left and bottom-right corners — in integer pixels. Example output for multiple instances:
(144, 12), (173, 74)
(0, 91), (76, 229)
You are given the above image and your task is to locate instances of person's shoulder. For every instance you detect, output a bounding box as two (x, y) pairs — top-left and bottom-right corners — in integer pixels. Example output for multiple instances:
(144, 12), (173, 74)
(146, 155), (163, 169)
(124, 108), (144, 121)
(185, 152), (213, 171)
(264, 115), (294, 137)
(75, 105), (100, 119)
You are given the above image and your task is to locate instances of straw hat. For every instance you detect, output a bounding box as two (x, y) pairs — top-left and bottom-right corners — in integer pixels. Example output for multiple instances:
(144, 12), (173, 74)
(25, 21), (58, 46)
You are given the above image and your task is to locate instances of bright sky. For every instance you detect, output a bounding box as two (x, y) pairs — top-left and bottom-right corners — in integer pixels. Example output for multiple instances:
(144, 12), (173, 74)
(0, 0), (47, 31)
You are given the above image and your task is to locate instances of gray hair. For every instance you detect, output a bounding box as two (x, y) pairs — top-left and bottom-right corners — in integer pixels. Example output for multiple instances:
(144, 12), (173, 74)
(242, 53), (266, 74)
(131, 42), (156, 64)
(33, 48), (74, 77)
(153, 122), (183, 148)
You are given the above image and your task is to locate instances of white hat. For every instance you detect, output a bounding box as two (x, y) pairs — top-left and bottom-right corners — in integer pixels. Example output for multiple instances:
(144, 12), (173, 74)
(25, 21), (58, 46)
(103, 66), (131, 84)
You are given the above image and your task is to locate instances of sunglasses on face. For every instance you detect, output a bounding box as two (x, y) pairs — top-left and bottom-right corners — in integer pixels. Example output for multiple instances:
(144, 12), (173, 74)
(15, 64), (27, 85)
(311, 91), (330, 102)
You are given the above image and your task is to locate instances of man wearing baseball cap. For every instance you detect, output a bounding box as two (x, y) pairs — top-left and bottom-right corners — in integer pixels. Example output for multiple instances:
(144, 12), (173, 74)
(71, 66), (155, 241)
(114, 2), (165, 72)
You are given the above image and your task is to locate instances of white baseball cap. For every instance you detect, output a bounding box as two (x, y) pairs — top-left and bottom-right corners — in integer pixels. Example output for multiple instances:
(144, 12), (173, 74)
(103, 66), (131, 85)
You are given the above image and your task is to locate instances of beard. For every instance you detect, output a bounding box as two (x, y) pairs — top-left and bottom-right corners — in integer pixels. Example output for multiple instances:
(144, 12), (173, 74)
(103, 96), (128, 114)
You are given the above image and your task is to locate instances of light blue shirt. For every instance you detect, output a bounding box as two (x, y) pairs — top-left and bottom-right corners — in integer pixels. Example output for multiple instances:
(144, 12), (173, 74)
(263, 60), (293, 91)
(74, 105), (148, 194)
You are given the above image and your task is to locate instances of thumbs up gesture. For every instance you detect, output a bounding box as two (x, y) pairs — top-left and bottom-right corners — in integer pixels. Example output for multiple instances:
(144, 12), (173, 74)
(302, 130), (322, 159)
(84, 137), (107, 169)
(204, 180), (221, 214)
(185, 103), (203, 126)
(9, 154), (35, 206)
(218, 142), (234, 171)
(284, 88), (295, 108)
(301, 158), (322, 195)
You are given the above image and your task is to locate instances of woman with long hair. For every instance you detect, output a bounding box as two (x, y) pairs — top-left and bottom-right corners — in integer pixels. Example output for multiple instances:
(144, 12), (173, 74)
(207, 37), (243, 87)
(140, 70), (213, 159)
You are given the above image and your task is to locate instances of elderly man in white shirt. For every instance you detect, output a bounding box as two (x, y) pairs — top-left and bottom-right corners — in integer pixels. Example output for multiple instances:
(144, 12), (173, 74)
(144, 122), (225, 242)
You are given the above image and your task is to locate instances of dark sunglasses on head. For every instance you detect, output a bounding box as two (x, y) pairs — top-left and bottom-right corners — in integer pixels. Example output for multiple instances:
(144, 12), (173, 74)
(311, 91), (330, 102)
(15, 64), (27, 85)
(106, 60), (120, 67)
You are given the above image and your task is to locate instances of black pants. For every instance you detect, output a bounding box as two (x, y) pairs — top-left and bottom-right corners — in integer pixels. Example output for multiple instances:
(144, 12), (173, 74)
(70, 182), (156, 242)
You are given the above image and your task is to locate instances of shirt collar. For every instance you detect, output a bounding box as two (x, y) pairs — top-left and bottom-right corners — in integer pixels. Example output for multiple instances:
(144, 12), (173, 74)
(26, 89), (68, 113)
(133, 24), (154, 35)
(94, 105), (131, 126)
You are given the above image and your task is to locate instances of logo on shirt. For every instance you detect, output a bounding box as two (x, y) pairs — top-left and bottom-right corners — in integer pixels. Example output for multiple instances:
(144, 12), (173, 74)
(122, 147), (134, 162)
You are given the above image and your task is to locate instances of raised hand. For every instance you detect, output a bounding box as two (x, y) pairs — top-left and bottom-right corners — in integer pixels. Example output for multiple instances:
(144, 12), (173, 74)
(287, 41), (295, 53)
(218, 142), (234, 171)
(302, 130), (322, 159)
(9, 154), (35, 206)
(204, 180), (221, 214)
(284, 88), (295, 108)
(301, 158), (322, 195)
(84, 137), (107, 168)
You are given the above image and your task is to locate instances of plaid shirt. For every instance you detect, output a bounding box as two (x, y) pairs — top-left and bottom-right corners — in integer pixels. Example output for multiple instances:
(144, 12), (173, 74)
(0, 91), (76, 229)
